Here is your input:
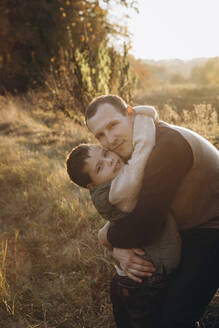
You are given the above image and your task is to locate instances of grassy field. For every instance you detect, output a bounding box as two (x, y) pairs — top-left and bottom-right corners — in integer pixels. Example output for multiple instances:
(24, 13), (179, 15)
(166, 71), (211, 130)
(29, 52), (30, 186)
(0, 92), (219, 328)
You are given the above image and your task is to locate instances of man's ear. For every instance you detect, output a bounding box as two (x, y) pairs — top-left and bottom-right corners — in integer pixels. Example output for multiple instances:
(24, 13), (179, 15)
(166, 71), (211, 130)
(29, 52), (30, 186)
(127, 106), (134, 115)
(87, 183), (95, 190)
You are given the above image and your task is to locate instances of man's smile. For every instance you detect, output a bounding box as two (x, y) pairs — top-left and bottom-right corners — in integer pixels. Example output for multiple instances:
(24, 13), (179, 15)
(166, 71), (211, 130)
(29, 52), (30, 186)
(112, 142), (125, 153)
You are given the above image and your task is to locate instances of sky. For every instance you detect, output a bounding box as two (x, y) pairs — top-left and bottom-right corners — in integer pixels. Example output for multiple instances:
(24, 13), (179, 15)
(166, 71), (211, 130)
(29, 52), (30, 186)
(125, 0), (219, 61)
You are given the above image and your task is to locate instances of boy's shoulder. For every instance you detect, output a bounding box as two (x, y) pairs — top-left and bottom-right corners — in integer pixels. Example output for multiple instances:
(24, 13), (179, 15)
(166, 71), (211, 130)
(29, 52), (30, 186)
(90, 181), (111, 202)
(90, 181), (113, 220)
(90, 181), (125, 221)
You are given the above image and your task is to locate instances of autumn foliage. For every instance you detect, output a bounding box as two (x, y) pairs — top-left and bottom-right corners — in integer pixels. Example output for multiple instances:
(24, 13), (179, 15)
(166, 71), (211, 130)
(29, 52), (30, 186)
(0, 0), (136, 112)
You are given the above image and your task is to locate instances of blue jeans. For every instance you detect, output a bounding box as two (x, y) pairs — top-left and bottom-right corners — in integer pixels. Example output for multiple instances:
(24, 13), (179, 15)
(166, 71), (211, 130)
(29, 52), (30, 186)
(110, 272), (169, 328)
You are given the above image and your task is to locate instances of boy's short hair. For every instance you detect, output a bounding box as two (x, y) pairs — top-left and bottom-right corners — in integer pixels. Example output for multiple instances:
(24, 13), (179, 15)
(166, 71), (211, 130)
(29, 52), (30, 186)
(66, 144), (92, 188)
(85, 94), (128, 124)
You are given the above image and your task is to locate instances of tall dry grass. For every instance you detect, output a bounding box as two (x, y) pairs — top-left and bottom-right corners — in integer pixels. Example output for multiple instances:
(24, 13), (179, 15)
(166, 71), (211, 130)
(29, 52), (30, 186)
(159, 103), (219, 145)
(0, 95), (115, 327)
(0, 93), (218, 327)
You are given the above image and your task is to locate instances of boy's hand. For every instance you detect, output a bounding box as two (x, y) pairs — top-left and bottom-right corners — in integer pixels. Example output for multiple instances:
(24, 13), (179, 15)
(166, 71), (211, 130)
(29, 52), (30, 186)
(113, 248), (156, 283)
(98, 222), (113, 251)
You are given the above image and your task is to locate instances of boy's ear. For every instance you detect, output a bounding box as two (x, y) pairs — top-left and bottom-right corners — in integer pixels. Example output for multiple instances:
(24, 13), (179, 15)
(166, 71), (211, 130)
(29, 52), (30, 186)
(87, 183), (95, 190)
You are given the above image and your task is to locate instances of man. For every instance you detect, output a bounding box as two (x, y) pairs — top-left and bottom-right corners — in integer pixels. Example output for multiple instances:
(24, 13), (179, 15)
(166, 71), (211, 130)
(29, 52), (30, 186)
(85, 94), (219, 328)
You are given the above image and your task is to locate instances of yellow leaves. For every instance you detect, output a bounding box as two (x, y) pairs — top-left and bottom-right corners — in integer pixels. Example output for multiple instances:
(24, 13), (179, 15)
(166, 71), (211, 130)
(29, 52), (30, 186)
(60, 7), (66, 17)
(81, 35), (85, 42)
(87, 22), (93, 32)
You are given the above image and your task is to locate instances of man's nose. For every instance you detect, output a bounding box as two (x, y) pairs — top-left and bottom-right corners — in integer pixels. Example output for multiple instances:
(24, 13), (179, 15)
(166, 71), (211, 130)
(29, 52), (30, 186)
(105, 132), (116, 147)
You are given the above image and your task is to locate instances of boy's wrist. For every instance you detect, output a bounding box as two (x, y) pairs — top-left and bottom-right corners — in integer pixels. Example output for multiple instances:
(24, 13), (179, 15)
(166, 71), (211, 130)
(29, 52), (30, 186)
(98, 223), (113, 250)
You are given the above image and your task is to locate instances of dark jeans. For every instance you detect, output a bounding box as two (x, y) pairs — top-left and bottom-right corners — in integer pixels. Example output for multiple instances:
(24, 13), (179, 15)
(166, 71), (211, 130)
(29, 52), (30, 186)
(160, 228), (219, 328)
(110, 228), (219, 328)
(110, 272), (169, 328)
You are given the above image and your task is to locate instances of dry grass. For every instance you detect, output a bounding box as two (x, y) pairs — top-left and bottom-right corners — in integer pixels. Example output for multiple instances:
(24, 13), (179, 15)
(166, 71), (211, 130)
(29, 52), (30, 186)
(159, 103), (219, 146)
(0, 93), (218, 327)
(0, 95), (115, 328)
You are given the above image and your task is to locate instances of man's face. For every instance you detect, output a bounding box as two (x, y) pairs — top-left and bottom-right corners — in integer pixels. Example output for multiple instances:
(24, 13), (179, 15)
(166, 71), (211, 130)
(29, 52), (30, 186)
(83, 146), (124, 187)
(87, 103), (134, 159)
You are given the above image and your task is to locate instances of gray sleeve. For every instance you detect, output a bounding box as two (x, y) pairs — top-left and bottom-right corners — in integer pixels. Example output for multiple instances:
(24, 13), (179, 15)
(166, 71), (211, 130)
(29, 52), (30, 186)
(90, 181), (126, 221)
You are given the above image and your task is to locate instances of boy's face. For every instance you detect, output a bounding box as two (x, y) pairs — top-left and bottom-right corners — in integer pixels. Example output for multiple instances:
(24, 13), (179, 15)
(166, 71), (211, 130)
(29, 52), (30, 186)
(83, 146), (124, 187)
(87, 103), (134, 159)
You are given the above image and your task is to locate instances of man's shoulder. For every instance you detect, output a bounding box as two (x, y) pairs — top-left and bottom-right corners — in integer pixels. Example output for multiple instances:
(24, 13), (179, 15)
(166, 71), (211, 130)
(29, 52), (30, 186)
(156, 121), (218, 155)
(156, 121), (186, 145)
(149, 121), (193, 167)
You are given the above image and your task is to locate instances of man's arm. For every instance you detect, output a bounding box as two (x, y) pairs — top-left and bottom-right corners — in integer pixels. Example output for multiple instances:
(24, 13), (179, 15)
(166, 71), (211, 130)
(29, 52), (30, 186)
(98, 223), (156, 282)
(107, 124), (193, 248)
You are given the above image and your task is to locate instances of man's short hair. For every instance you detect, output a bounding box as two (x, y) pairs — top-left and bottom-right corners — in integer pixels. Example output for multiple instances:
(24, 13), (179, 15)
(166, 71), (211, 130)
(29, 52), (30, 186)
(85, 94), (128, 123)
(66, 144), (92, 188)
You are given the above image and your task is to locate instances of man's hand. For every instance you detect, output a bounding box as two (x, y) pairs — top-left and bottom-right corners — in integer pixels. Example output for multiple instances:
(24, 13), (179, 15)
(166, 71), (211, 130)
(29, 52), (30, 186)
(113, 248), (156, 283)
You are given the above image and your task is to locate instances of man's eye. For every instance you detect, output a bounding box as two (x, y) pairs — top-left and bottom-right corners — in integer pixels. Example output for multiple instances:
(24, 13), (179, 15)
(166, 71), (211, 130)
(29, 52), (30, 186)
(109, 122), (117, 129)
(97, 133), (104, 140)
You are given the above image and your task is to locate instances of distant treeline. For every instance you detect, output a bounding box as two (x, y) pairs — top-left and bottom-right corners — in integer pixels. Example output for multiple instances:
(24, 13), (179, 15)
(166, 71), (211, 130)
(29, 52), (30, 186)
(129, 56), (219, 91)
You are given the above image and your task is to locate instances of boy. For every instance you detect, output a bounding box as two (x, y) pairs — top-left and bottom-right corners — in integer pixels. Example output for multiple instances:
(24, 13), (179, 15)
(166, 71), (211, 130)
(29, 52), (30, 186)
(66, 106), (181, 327)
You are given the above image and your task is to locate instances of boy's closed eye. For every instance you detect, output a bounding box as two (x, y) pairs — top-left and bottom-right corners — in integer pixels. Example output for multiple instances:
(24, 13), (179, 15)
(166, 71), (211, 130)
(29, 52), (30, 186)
(97, 163), (103, 174)
(96, 150), (109, 173)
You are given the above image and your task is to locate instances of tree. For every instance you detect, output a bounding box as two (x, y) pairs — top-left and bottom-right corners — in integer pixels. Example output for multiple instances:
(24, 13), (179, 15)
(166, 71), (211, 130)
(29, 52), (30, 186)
(118, 44), (136, 104)
(128, 55), (155, 91)
(0, 0), (137, 92)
